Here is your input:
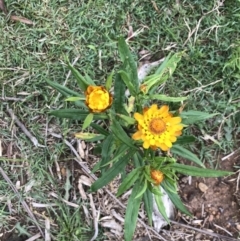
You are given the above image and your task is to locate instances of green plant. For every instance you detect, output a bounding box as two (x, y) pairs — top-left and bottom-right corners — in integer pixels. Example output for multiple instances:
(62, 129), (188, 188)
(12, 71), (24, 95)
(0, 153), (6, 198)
(48, 37), (232, 241)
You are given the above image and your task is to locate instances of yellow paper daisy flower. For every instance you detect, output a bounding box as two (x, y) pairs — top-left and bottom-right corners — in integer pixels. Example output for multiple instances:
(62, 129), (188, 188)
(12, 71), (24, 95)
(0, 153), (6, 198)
(85, 86), (113, 113)
(151, 169), (164, 185)
(132, 104), (183, 151)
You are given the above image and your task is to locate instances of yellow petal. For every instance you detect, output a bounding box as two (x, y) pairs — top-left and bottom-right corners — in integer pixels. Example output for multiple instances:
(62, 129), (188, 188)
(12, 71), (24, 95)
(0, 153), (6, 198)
(159, 105), (169, 114)
(134, 112), (143, 121)
(168, 117), (182, 125)
(132, 131), (142, 140)
(158, 143), (169, 151)
(143, 140), (150, 149)
(170, 136), (177, 142)
(164, 139), (172, 148)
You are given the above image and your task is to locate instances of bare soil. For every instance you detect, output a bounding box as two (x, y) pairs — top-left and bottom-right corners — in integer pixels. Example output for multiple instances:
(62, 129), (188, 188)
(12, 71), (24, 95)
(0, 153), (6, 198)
(176, 151), (240, 240)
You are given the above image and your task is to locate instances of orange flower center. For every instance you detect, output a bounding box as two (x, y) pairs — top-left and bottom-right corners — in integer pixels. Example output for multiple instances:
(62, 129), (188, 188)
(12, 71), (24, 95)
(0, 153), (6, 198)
(149, 118), (166, 134)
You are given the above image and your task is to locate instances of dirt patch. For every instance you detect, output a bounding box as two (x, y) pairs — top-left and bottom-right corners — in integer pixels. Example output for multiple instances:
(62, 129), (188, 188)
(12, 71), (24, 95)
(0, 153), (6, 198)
(178, 151), (240, 239)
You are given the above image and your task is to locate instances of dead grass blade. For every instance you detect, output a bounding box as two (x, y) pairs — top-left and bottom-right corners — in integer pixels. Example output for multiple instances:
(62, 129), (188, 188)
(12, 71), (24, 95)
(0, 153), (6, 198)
(0, 0), (7, 14)
(10, 15), (34, 25)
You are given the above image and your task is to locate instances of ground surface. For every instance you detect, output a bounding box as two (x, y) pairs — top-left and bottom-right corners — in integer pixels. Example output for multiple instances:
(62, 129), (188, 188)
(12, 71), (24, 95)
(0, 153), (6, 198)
(0, 0), (240, 240)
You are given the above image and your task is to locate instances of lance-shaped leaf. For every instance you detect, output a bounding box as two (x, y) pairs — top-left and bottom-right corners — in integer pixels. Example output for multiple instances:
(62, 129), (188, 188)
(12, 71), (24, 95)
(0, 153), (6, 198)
(105, 70), (114, 91)
(46, 79), (86, 108)
(143, 188), (153, 226)
(92, 134), (115, 173)
(171, 163), (233, 177)
(118, 70), (136, 96)
(49, 109), (107, 120)
(118, 37), (139, 90)
(135, 179), (148, 199)
(124, 182), (143, 241)
(65, 96), (85, 102)
(74, 132), (105, 142)
(162, 180), (192, 216)
(90, 123), (109, 136)
(91, 149), (136, 192)
(175, 136), (196, 145)
(117, 167), (142, 197)
(116, 113), (135, 125)
(111, 117), (137, 149)
(142, 52), (183, 93)
(100, 144), (129, 168)
(82, 113), (94, 131)
(66, 60), (95, 91)
(180, 111), (219, 125)
(113, 72), (126, 115)
(171, 144), (205, 168)
(154, 190), (169, 224)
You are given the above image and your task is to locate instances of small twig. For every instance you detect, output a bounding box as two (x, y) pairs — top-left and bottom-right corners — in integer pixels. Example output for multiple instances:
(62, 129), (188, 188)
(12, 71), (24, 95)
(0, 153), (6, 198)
(170, 220), (239, 241)
(6, 109), (45, 147)
(222, 149), (240, 161)
(236, 170), (240, 193)
(89, 194), (99, 241)
(49, 192), (79, 208)
(0, 167), (44, 237)
(45, 217), (51, 241)
(213, 223), (233, 236)
(181, 79), (222, 94)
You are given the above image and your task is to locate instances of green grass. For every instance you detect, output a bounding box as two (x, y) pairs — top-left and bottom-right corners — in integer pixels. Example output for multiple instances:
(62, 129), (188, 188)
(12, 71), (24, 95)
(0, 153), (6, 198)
(0, 0), (240, 240)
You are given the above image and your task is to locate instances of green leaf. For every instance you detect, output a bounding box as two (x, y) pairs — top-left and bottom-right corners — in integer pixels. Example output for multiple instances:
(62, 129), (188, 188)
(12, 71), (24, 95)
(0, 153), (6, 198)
(113, 72), (126, 114)
(162, 180), (192, 216)
(180, 111), (219, 125)
(65, 96), (85, 101)
(90, 123), (109, 136)
(46, 79), (82, 97)
(100, 144), (129, 167)
(150, 94), (188, 102)
(111, 117), (137, 149)
(95, 134), (115, 172)
(118, 70), (136, 96)
(49, 109), (107, 120)
(124, 182), (143, 241)
(171, 163), (233, 177)
(118, 37), (139, 90)
(117, 167), (142, 197)
(46, 79), (86, 108)
(135, 179), (148, 199)
(74, 132), (105, 142)
(171, 145), (205, 168)
(154, 53), (172, 75)
(175, 136), (196, 145)
(82, 113), (94, 131)
(143, 188), (153, 226)
(154, 190), (169, 224)
(143, 52), (183, 93)
(91, 149), (136, 192)
(67, 60), (95, 91)
(105, 71), (114, 91)
(116, 113), (135, 125)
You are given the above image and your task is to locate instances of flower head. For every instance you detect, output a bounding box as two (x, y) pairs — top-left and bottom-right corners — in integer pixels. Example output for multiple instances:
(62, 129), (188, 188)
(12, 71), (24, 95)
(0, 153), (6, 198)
(151, 169), (164, 185)
(85, 86), (113, 113)
(132, 104), (183, 151)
